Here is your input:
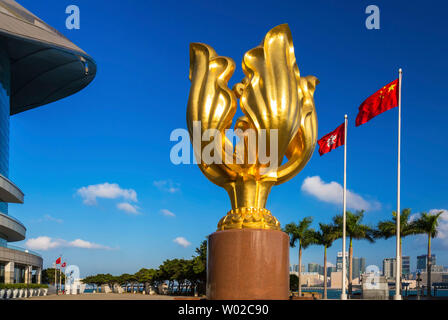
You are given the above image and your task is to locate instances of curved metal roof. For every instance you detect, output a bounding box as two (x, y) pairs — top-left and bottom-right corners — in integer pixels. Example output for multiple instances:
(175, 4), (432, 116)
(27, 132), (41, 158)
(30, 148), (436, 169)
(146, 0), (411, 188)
(0, 0), (96, 115)
(0, 211), (25, 241)
(0, 173), (24, 203)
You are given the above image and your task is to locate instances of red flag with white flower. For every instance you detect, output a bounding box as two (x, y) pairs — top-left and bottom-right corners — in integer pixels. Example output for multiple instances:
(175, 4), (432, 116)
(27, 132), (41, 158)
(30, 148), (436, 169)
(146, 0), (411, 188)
(317, 123), (345, 156)
(61, 262), (66, 268)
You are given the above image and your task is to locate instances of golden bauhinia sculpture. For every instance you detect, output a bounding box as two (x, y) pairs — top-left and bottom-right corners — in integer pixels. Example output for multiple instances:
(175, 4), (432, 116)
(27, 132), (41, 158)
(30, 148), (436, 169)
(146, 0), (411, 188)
(187, 24), (318, 231)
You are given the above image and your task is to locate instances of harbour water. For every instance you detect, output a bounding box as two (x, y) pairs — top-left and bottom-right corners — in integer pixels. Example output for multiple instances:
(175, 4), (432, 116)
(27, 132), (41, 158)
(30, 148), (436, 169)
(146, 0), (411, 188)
(83, 284), (448, 299)
(301, 288), (448, 299)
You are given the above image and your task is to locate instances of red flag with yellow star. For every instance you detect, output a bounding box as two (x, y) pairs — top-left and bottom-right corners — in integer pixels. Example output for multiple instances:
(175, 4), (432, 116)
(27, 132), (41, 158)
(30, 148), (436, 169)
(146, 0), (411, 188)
(355, 79), (399, 126)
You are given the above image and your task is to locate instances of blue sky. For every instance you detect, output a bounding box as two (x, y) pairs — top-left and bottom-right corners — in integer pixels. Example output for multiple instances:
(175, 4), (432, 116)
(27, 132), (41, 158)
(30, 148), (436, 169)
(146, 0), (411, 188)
(9, 0), (448, 276)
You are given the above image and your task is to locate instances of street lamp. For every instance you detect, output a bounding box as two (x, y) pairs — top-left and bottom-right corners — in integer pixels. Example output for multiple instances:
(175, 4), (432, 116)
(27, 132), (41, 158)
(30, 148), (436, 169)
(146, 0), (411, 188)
(416, 271), (422, 300)
(403, 282), (409, 297)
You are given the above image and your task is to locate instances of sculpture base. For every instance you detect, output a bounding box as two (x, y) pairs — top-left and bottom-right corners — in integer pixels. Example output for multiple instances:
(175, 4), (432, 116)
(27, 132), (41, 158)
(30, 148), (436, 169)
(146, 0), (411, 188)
(207, 229), (289, 300)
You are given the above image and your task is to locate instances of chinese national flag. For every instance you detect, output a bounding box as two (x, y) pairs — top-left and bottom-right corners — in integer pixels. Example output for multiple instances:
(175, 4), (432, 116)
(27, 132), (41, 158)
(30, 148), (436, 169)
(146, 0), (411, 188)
(55, 257), (61, 264)
(317, 123), (345, 156)
(355, 79), (399, 126)
(61, 262), (66, 268)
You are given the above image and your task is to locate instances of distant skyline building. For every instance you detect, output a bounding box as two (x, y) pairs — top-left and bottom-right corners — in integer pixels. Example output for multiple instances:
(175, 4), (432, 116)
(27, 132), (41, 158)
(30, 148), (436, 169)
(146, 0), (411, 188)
(352, 257), (366, 279)
(308, 263), (323, 275)
(336, 251), (348, 273)
(383, 256), (411, 279)
(417, 254), (436, 271)
(0, 0), (96, 284)
(383, 258), (396, 279)
(402, 256), (411, 278)
(305, 263), (336, 277)
(327, 266), (337, 277)
(430, 265), (444, 273)
(420, 270), (448, 286)
(289, 264), (305, 273)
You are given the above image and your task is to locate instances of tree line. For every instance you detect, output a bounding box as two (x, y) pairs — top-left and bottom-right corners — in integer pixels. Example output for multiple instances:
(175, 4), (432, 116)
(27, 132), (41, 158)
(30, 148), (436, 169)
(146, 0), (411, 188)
(80, 240), (207, 296)
(284, 209), (444, 299)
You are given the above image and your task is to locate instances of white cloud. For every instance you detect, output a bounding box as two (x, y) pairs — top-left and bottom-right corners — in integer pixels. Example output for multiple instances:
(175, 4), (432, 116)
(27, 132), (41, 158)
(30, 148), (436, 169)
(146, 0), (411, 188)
(430, 209), (448, 248)
(409, 213), (419, 222)
(25, 236), (112, 251)
(154, 180), (180, 193)
(44, 214), (63, 224)
(117, 202), (140, 215)
(35, 214), (63, 224)
(173, 237), (191, 248)
(24, 236), (63, 250)
(301, 176), (381, 211)
(77, 182), (137, 205)
(161, 209), (175, 217)
(68, 239), (111, 250)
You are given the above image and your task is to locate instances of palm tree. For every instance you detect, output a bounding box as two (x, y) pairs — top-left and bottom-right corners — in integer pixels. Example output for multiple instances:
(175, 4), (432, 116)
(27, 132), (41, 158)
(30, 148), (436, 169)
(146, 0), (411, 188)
(333, 210), (374, 295)
(412, 211), (444, 297)
(313, 223), (340, 299)
(283, 217), (316, 297)
(375, 208), (417, 284)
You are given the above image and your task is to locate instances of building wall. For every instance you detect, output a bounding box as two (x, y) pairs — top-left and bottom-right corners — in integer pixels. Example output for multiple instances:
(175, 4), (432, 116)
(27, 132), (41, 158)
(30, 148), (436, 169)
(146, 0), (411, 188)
(0, 246), (42, 283)
(330, 271), (347, 289)
(0, 246), (42, 268)
(290, 271), (324, 287)
(0, 45), (41, 284)
(383, 258), (396, 279)
(383, 257), (410, 279)
(0, 46), (10, 216)
(420, 272), (448, 285)
(308, 263), (321, 274)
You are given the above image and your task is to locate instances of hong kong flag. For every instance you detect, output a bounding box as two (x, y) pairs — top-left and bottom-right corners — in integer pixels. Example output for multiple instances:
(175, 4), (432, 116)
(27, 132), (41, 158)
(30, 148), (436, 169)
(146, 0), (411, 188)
(61, 262), (66, 268)
(355, 79), (399, 126)
(317, 123), (345, 156)
(55, 257), (61, 264)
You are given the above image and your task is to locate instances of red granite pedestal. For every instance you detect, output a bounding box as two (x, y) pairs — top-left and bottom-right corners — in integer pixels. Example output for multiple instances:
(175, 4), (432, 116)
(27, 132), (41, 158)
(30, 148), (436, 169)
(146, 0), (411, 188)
(206, 229), (289, 300)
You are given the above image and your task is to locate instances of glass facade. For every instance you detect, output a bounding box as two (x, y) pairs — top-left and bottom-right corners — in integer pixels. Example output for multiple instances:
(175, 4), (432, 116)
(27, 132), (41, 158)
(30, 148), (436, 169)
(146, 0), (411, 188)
(0, 47), (10, 216)
(402, 256), (411, 277)
(417, 254), (436, 271)
(14, 264), (25, 283)
(308, 263), (322, 274)
(0, 262), (4, 283)
(352, 257), (366, 279)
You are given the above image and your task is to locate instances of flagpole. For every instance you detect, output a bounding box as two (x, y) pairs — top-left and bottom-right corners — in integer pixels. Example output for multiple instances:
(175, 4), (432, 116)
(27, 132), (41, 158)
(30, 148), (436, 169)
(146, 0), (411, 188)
(54, 262), (57, 295)
(59, 255), (63, 294)
(394, 68), (403, 300)
(341, 114), (348, 300)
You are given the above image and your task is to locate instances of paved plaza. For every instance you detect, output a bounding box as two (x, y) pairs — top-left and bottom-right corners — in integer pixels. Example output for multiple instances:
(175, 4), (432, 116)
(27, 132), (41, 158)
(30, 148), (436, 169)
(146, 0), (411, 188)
(24, 293), (178, 300)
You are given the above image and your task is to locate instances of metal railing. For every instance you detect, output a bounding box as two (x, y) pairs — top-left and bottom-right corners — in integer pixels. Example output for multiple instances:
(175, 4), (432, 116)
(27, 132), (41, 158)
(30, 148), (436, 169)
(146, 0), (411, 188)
(5, 244), (42, 257)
